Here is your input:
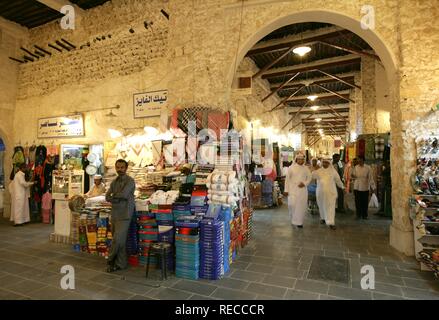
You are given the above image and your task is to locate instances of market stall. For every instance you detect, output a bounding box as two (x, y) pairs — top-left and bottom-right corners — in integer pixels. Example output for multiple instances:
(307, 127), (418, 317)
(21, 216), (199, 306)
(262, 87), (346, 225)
(62, 106), (255, 280)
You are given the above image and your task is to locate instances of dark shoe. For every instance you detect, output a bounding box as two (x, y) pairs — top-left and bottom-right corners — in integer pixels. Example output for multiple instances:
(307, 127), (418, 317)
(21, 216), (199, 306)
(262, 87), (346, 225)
(320, 219), (325, 224)
(297, 225), (303, 229)
(106, 265), (122, 273)
(330, 225), (336, 230)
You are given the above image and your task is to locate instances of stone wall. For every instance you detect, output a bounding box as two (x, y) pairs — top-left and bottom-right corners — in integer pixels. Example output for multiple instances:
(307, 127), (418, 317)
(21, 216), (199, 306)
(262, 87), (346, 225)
(231, 57), (284, 131)
(18, 0), (170, 100)
(0, 19), (28, 218)
(361, 56), (377, 134)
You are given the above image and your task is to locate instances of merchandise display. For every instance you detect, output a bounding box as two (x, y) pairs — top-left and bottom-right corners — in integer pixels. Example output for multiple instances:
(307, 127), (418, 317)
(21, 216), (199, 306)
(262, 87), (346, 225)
(14, 106), (254, 283)
(410, 136), (439, 278)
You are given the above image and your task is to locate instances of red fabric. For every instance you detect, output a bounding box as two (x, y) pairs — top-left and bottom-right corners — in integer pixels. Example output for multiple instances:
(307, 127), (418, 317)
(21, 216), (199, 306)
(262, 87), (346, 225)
(42, 209), (51, 224)
(334, 140), (342, 148)
(42, 192), (52, 210)
(208, 111), (230, 141)
(357, 139), (366, 157)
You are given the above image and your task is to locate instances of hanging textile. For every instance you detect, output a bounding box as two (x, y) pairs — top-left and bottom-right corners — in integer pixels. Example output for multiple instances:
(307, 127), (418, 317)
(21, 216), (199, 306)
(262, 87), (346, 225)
(357, 139), (366, 158)
(365, 137), (375, 161)
(41, 191), (52, 224)
(207, 111), (230, 141)
(375, 136), (385, 160)
(35, 145), (47, 166)
(10, 146), (25, 180)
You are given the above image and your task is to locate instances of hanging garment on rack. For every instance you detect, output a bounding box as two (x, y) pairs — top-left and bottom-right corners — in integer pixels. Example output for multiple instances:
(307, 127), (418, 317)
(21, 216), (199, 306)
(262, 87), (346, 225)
(46, 145), (59, 156)
(29, 145), (36, 164)
(357, 139), (366, 158)
(374, 137), (385, 160)
(208, 111), (230, 141)
(365, 138), (375, 161)
(41, 191), (52, 224)
(43, 156), (55, 193)
(10, 146), (25, 180)
(35, 145), (47, 166)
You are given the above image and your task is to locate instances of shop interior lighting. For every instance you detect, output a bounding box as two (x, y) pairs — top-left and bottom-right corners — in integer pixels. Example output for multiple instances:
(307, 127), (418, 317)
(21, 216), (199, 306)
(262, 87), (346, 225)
(307, 95), (318, 101)
(315, 118), (322, 122)
(108, 129), (122, 139)
(310, 105), (320, 111)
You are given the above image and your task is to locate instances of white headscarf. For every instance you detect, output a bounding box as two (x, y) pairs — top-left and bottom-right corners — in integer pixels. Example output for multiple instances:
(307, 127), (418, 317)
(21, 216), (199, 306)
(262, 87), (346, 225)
(295, 153), (305, 164)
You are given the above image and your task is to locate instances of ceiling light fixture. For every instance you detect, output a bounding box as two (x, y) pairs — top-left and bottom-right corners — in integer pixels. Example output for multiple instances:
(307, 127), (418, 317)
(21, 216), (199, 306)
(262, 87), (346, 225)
(315, 118), (322, 122)
(293, 46), (311, 57)
(307, 95), (318, 101)
(310, 105), (320, 111)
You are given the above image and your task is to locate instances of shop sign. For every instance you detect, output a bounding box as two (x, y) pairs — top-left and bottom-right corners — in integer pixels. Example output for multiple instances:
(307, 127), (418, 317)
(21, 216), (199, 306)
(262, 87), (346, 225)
(38, 114), (84, 138)
(133, 89), (167, 118)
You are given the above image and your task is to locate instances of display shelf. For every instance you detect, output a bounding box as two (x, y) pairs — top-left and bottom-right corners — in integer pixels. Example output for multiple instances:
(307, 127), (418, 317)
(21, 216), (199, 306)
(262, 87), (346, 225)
(419, 251), (439, 278)
(422, 221), (439, 225)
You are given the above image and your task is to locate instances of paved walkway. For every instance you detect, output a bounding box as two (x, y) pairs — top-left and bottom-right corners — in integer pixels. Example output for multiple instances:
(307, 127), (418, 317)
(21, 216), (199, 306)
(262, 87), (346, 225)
(0, 204), (438, 300)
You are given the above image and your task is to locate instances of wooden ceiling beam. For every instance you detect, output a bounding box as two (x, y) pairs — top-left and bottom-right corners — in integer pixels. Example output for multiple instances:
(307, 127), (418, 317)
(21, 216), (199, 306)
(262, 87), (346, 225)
(314, 83), (355, 103)
(285, 90), (351, 102)
(271, 74), (356, 91)
(246, 27), (351, 56)
(319, 41), (380, 61)
(289, 108), (349, 115)
(261, 54), (360, 79)
(262, 72), (300, 102)
(36, 0), (84, 15)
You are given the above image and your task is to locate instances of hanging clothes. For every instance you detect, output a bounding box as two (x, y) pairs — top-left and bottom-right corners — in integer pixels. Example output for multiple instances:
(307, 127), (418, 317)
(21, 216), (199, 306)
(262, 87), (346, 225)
(35, 145), (47, 167)
(357, 139), (366, 158)
(43, 156), (55, 193)
(41, 191), (52, 224)
(10, 146), (25, 180)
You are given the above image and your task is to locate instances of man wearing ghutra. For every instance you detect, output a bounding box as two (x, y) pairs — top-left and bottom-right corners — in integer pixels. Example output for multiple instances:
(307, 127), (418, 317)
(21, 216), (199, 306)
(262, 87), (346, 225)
(313, 157), (345, 230)
(284, 153), (312, 228)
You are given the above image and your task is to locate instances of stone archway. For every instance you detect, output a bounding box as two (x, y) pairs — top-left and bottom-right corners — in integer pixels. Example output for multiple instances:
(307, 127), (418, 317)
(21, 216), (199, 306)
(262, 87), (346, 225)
(226, 9), (413, 255)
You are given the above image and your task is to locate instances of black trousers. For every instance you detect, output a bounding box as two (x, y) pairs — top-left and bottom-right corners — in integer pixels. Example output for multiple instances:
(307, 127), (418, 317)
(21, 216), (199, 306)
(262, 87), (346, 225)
(354, 190), (369, 218)
(336, 187), (344, 212)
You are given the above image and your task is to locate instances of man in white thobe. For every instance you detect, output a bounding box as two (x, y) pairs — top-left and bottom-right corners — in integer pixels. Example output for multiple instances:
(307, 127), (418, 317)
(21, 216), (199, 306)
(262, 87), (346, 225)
(313, 157), (344, 230)
(9, 163), (35, 226)
(284, 154), (312, 228)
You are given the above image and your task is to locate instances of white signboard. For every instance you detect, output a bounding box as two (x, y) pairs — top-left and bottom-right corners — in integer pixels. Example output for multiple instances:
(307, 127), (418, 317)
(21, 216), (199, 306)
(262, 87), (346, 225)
(38, 114), (84, 138)
(133, 89), (167, 118)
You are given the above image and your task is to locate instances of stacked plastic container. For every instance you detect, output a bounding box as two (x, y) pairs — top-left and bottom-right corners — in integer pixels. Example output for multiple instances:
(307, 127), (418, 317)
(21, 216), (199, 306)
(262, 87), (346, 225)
(199, 219), (225, 280)
(137, 210), (158, 266)
(219, 206), (232, 274)
(175, 216), (202, 280)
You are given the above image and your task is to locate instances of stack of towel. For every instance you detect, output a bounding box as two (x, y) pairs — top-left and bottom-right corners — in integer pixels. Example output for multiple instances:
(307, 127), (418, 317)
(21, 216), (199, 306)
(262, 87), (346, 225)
(206, 170), (240, 205)
(148, 190), (180, 205)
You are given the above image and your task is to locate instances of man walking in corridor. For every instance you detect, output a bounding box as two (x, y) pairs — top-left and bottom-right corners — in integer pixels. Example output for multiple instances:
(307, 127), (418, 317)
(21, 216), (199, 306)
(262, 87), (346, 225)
(313, 157), (345, 230)
(284, 154), (312, 228)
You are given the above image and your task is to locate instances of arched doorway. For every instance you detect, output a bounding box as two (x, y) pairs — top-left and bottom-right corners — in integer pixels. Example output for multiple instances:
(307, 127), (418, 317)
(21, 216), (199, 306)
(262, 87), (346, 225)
(227, 9), (411, 255)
